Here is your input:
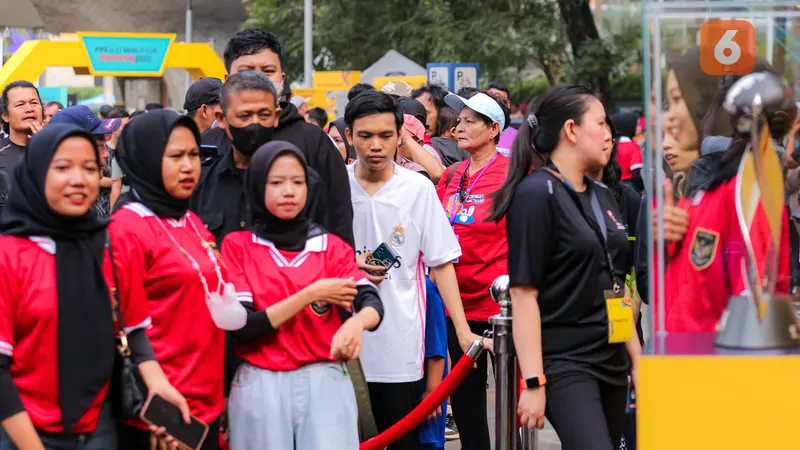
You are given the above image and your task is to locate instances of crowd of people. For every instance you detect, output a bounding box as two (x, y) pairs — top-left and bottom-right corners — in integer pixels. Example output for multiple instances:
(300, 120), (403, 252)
(0, 25), (796, 450)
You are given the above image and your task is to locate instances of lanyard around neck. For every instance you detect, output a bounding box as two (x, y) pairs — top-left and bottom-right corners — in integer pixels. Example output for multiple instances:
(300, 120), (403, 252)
(449, 153), (499, 225)
(545, 162), (620, 293)
(153, 216), (225, 296)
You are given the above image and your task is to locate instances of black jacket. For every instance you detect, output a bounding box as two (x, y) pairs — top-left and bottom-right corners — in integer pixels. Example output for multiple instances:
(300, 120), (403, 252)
(198, 101), (354, 247)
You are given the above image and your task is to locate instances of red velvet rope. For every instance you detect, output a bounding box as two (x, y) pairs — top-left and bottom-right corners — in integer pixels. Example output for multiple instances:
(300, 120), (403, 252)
(359, 348), (482, 450)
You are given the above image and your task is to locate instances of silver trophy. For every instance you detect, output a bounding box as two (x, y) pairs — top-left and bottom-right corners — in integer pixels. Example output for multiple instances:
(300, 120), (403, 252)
(715, 72), (800, 349)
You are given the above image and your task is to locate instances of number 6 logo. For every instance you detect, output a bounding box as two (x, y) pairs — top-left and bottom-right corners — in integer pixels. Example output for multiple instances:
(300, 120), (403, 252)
(700, 20), (755, 75)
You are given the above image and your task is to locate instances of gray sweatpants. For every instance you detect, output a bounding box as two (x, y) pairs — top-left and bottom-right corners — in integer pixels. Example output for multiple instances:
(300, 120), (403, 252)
(229, 361), (359, 450)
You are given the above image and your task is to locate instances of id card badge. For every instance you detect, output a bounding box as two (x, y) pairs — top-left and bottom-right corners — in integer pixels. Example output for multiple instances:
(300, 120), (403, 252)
(604, 289), (633, 344)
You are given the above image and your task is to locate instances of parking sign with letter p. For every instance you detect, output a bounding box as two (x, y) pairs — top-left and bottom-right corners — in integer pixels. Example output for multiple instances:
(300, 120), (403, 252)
(700, 20), (755, 75)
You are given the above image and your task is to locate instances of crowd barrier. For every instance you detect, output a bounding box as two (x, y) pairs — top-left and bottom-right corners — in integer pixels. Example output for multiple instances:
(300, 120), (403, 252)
(361, 275), (538, 450)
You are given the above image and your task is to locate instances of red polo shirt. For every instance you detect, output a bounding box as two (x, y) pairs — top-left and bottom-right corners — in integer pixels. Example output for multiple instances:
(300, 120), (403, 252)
(0, 235), (150, 433)
(436, 154), (509, 321)
(663, 177), (790, 332)
(222, 231), (368, 371)
(108, 203), (226, 427)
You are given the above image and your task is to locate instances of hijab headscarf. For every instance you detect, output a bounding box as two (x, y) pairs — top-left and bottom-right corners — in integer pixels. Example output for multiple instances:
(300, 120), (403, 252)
(0, 123), (114, 433)
(245, 141), (312, 250)
(331, 117), (355, 161)
(114, 110), (201, 218)
(610, 113), (638, 139)
(671, 47), (776, 192)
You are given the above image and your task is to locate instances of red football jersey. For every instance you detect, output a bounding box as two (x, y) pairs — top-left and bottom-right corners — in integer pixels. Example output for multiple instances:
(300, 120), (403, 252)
(221, 231), (369, 371)
(436, 155), (509, 321)
(0, 236), (149, 433)
(107, 203), (226, 426)
(662, 177), (790, 332)
(616, 138), (643, 181)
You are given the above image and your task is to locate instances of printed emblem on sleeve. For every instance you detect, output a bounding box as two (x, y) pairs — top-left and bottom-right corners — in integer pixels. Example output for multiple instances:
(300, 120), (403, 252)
(310, 300), (330, 316)
(689, 227), (720, 270)
(390, 224), (406, 247)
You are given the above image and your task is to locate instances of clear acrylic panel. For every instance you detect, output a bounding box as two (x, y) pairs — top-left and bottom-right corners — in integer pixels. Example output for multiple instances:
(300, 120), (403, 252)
(642, 0), (800, 352)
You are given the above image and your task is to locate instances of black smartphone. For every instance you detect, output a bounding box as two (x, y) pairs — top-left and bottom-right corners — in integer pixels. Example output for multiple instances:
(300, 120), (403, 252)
(365, 242), (399, 276)
(140, 394), (209, 450)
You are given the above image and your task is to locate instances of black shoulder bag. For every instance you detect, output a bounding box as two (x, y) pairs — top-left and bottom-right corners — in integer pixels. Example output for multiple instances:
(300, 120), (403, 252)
(106, 232), (148, 420)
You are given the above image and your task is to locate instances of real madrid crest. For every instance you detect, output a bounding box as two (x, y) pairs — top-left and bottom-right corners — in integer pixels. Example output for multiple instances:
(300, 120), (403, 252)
(390, 224), (406, 247)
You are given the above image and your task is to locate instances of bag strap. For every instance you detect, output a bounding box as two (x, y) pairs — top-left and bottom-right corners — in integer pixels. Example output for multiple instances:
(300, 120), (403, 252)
(443, 160), (467, 190)
(105, 231), (126, 333)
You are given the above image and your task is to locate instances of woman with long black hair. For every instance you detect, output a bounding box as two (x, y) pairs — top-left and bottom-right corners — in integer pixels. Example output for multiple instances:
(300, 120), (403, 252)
(489, 85), (640, 450)
(222, 141), (383, 449)
(109, 110), (228, 450)
(0, 124), (187, 450)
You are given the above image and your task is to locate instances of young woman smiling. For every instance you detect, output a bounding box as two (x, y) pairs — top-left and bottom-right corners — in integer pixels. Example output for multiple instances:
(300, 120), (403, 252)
(0, 124), (187, 450)
(222, 141), (383, 449)
(109, 110), (229, 450)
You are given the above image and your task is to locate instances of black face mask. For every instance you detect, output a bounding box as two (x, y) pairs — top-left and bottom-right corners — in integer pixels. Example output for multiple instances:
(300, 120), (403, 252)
(228, 123), (275, 156)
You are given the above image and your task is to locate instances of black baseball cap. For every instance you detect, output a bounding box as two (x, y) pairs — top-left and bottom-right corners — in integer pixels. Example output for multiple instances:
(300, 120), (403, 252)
(396, 97), (428, 129)
(183, 78), (223, 112)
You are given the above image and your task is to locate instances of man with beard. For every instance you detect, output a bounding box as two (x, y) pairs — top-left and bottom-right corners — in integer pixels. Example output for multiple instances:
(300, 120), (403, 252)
(199, 28), (353, 247)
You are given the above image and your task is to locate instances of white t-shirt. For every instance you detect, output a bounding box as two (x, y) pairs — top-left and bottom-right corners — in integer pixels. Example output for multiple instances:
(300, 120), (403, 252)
(349, 163), (461, 383)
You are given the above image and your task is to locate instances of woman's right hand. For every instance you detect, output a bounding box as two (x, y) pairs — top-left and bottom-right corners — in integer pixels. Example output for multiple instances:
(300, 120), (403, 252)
(356, 251), (388, 285)
(518, 388), (546, 430)
(308, 278), (358, 308)
(654, 178), (689, 243)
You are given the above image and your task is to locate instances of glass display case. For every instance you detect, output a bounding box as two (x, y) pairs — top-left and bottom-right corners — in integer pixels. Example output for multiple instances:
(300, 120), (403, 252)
(639, 3), (800, 448)
(641, 0), (800, 347)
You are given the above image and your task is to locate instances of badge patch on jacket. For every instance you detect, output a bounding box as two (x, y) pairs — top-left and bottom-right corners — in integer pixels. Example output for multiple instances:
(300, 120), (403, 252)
(689, 227), (720, 270)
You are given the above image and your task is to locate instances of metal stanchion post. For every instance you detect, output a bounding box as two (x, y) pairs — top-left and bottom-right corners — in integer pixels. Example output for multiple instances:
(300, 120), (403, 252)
(489, 275), (520, 450)
(520, 427), (538, 449)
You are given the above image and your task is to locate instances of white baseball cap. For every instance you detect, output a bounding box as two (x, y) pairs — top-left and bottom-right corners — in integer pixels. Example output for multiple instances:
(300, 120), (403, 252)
(444, 92), (506, 131)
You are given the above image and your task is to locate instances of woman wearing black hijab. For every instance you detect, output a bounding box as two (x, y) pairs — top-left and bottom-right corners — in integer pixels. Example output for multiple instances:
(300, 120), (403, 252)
(0, 124), (185, 450)
(328, 117), (355, 163)
(109, 110), (228, 450)
(221, 141), (383, 449)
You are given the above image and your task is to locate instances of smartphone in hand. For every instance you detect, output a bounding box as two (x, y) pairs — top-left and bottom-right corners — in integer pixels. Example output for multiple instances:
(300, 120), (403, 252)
(140, 393), (209, 450)
(365, 242), (400, 276)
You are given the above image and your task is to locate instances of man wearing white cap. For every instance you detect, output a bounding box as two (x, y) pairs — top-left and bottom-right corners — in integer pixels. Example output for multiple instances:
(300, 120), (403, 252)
(290, 95), (310, 116)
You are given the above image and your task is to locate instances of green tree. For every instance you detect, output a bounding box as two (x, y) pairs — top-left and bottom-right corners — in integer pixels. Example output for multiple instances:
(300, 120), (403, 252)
(243, 0), (639, 97)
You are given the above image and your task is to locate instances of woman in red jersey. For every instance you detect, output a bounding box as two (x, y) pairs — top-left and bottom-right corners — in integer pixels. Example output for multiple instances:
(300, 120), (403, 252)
(0, 124), (187, 450)
(109, 110), (227, 450)
(222, 141), (383, 450)
(435, 90), (509, 449)
(659, 48), (793, 332)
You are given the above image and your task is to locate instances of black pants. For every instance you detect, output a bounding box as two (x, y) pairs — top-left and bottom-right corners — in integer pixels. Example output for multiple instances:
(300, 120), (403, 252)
(446, 319), (495, 450)
(545, 371), (627, 450)
(367, 381), (419, 450)
(116, 417), (220, 450)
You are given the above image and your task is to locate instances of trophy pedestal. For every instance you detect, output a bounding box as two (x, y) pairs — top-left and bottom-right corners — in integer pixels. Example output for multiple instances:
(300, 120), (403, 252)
(638, 333), (800, 450)
(714, 294), (800, 349)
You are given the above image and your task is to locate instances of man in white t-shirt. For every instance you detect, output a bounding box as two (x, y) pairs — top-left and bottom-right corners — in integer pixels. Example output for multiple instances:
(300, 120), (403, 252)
(344, 90), (485, 450)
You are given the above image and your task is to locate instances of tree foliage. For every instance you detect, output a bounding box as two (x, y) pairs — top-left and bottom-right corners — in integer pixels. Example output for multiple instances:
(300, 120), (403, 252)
(244, 0), (641, 102)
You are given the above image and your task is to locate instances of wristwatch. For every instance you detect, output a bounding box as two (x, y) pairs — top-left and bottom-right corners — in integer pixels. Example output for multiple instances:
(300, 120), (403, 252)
(522, 374), (546, 389)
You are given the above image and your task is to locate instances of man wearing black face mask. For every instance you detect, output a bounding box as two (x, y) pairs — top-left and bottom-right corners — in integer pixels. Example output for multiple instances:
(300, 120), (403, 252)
(190, 71), (281, 242)
(199, 28), (353, 248)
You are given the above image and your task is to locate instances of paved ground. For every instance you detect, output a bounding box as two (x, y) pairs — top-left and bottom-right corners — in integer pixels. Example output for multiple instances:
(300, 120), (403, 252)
(444, 366), (561, 450)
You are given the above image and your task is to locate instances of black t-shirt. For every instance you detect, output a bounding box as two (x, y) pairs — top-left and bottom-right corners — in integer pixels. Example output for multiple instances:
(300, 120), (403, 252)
(506, 169), (629, 386)
(0, 136), (25, 214)
(617, 185), (642, 273)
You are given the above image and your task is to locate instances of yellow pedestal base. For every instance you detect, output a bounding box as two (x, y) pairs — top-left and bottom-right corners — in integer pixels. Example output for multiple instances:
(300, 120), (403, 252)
(638, 334), (800, 450)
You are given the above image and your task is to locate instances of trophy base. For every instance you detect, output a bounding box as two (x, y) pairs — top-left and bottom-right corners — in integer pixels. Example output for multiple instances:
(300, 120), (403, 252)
(714, 294), (800, 349)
